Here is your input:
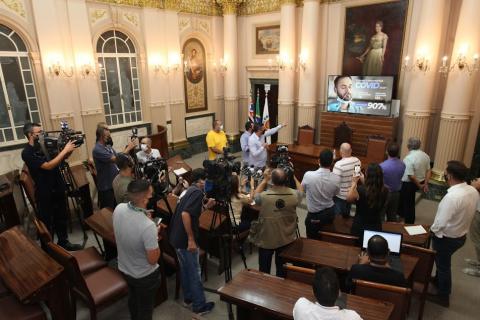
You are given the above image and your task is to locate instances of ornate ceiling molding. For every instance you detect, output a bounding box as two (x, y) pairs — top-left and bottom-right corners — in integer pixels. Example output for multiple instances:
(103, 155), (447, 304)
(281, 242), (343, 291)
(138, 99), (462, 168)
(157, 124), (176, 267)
(0, 0), (26, 18)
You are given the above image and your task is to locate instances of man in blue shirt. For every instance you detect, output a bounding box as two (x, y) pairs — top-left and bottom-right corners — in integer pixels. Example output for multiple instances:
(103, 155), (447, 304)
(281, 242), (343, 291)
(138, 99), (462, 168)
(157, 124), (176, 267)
(380, 143), (406, 221)
(240, 121), (253, 165)
(248, 122), (285, 169)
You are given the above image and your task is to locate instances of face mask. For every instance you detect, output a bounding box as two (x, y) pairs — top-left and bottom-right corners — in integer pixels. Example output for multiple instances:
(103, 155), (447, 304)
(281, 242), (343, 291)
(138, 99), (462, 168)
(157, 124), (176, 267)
(106, 137), (113, 146)
(33, 135), (41, 151)
(337, 96), (352, 104)
(219, 125), (224, 131)
(141, 144), (148, 151)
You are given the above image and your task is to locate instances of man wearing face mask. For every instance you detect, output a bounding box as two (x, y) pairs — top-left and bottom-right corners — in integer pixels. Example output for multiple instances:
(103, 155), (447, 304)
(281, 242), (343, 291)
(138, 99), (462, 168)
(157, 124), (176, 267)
(21, 122), (82, 251)
(136, 137), (161, 164)
(327, 75), (363, 113)
(248, 122), (286, 169)
(93, 125), (136, 209)
(206, 120), (228, 160)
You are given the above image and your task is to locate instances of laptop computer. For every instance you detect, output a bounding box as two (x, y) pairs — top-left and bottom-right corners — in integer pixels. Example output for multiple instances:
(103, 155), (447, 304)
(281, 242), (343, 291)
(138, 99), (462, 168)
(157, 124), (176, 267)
(362, 230), (404, 273)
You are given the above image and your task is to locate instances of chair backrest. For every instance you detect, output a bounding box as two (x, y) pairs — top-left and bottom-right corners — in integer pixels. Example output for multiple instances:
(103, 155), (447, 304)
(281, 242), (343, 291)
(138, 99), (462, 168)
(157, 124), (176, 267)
(334, 122), (353, 149)
(366, 135), (388, 162)
(19, 165), (37, 213)
(284, 264), (315, 285)
(297, 125), (315, 145)
(318, 231), (359, 247)
(33, 217), (52, 248)
(353, 279), (411, 320)
(84, 159), (98, 188)
(46, 242), (94, 304)
(401, 243), (435, 292)
(153, 125), (170, 159)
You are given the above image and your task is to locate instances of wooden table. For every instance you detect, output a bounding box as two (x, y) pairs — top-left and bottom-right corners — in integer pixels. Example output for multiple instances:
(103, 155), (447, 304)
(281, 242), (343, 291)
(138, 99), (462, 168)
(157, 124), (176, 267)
(280, 238), (418, 281)
(320, 215), (431, 247)
(85, 208), (115, 247)
(0, 226), (70, 319)
(167, 155), (192, 183)
(218, 269), (394, 320)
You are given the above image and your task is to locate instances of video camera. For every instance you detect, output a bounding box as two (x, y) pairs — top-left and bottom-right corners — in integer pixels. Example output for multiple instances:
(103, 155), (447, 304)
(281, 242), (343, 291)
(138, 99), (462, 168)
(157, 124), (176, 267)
(270, 145), (294, 179)
(241, 165), (264, 181)
(203, 147), (241, 202)
(142, 158), (169, 196)
(41, 121), (85, 158)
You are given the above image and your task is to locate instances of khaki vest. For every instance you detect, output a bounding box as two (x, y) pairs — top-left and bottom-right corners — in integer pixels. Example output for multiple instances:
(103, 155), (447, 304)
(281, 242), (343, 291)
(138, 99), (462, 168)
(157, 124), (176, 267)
(251, 186), (299, 249)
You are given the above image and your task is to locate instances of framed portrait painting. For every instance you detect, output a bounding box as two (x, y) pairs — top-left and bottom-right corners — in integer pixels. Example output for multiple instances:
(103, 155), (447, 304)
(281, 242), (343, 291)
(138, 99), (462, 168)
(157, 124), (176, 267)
(342, 0), (408, 78)
(255, 25), (280, 55)
(183, 38), (208, 113)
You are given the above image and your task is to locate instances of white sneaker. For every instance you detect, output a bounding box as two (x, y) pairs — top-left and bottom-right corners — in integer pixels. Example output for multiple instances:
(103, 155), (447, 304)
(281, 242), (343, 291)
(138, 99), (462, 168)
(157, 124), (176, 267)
(462, 267), (480, 277)
(464, 258), (480, 267)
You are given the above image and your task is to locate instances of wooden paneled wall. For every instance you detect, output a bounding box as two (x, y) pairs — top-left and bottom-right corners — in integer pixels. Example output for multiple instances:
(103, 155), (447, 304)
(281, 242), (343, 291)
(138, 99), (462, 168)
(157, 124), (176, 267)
(319, 112), (398, 156)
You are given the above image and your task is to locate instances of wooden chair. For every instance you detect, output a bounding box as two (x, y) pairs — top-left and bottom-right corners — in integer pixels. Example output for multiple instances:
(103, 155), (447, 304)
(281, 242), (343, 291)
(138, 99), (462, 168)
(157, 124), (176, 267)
(84, 159), (98, 189)
(318, 231), (359, 247)
(153, 125), (170, 159)
(366, 135), (388, 162)
(33, 217), (107, 276)
(352, 279), (411, 320)
(401, 243), (435, 320)
(19, 165), (37, 214)
(46, 242), (128, 320)
(0, 295), (46, 320)
(284, 264), (315, 285)
(297, 125), (315, 145)
(159, 228), (207, 300)
(334, 122), (353, 149)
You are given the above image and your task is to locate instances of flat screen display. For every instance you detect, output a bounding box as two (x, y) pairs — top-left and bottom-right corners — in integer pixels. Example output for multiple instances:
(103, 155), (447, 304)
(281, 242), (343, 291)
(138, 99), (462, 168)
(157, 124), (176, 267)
(326, 75), (394, 116)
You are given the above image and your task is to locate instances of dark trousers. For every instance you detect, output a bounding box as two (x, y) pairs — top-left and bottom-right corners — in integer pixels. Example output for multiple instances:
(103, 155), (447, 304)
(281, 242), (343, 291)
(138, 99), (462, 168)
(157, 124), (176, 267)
(36, 191), (69, 245)
(305, 206), (335, 239)
(334, 197), (351, 218)
(385, 191), (400, 222)
(399, 181), (418, 223)
(98, 188), (116, 210)
(258, 244), (289, 277)
(123, 268), (160, 320)
(432, 234), (466, 296)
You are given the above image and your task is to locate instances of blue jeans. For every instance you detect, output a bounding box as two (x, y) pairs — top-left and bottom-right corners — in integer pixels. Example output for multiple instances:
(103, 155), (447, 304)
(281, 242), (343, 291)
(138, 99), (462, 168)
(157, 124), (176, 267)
(176, 248), (206, 311)
(432, 235), (466, 296)
(334, 196), (351, 218)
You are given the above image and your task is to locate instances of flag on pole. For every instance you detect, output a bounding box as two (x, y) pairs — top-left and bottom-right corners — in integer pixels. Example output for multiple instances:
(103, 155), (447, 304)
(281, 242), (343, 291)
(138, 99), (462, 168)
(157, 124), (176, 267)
(263, 92), (271, 144)
(248, 92), (255, 123)
(255, 89), (262, 124)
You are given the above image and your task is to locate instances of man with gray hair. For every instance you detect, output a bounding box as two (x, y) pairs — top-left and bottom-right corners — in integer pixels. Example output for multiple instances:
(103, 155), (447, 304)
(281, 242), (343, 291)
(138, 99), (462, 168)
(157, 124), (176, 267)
(136, 137), (161, 164)
(399, 137), (431, 223)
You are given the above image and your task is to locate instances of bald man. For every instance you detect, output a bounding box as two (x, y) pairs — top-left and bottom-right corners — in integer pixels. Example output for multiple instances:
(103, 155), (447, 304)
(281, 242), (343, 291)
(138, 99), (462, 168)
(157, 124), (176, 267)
(136, 137), (161, 164)
(333, 143), (361, 218)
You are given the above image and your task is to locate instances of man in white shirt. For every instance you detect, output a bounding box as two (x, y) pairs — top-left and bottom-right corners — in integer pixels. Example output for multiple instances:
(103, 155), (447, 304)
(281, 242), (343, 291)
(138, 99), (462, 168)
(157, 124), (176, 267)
(293, 267), (362, 320)
(240, 121), (253, 165)
(136, 137), (161, 164)
(399, 137), (431, 223)
(464, 178), (480, 277)
(248, 122), (286, 169)
(332, 143), (361, 218)
(302, 149), (340, 238)
(427, 161), (479, 307)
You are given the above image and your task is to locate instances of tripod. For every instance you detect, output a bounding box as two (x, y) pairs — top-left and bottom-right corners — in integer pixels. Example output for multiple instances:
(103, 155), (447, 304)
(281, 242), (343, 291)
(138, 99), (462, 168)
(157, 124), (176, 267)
(59, 161), (88, 248)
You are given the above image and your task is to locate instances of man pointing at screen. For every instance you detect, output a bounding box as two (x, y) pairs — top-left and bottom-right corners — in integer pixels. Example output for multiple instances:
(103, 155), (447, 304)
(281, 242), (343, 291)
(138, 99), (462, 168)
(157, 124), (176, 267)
(327, 75), (363, 113)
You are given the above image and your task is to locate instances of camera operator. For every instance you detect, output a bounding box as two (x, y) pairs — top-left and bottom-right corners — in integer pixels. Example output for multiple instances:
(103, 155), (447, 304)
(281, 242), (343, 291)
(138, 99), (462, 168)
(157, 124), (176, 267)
(112, 153), (135, 204)
(250, 167), (304, 277)
(21, 122), (82, 251)
(248, 122), (286, 169)
(230, 173), (255, 232)
(136, 137), (161, 164)
(93, 125), (136, 209)
(169, 168), (216, 315)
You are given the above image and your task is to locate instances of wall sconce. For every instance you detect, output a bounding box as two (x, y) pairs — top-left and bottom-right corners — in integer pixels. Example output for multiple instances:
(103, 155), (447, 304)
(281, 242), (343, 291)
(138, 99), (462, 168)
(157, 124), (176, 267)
(276, 53), (293, 71)
(212, 58), (227, 76)
(49, 62), (73, 78)
(78, 64), (96, 78)
(439, 53), (479, 76)
(150, 53), (181, 76)
(297, 51), (307, 72)
(76, 54), (96, 78)
(402, 55), (430, 73)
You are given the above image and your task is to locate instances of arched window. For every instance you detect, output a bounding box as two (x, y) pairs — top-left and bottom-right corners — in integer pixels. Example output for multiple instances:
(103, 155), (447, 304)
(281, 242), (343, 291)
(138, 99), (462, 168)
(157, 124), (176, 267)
(96, 30), (142, 126)
(0, 24), (40, 142)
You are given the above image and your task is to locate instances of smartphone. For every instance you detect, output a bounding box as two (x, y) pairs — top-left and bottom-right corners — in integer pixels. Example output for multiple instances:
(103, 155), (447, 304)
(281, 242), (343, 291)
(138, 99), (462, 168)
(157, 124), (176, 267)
(354, 165), (361, 177)
(153, 217), (163, 226)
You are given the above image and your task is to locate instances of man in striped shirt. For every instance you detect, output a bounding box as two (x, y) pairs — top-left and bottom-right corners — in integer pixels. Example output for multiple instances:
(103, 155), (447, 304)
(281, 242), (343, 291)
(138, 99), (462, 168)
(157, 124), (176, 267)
(333, 143), (361, 218)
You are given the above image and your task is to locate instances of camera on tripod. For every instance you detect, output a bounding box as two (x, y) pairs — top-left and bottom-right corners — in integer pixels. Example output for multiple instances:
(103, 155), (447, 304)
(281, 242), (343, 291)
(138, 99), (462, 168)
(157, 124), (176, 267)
(203, 147), (241, 202)
(241, 165), (264, 181)
(270, 145), (294, 179)
(142, 158), (169, 196)
(42, 121), (85, 158)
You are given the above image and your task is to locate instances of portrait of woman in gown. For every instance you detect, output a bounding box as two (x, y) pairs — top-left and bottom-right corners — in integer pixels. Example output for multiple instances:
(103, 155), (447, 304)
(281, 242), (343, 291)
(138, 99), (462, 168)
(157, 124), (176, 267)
(356, 21), (388, 76)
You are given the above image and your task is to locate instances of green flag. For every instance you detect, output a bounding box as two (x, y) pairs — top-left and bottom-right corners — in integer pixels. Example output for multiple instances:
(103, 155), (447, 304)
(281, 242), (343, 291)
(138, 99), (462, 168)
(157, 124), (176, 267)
(255, 90), (261, 124)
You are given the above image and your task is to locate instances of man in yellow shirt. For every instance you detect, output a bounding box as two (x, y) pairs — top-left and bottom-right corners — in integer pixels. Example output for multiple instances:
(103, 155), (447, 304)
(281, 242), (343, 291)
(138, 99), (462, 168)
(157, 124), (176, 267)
(206, 120), (228, 160)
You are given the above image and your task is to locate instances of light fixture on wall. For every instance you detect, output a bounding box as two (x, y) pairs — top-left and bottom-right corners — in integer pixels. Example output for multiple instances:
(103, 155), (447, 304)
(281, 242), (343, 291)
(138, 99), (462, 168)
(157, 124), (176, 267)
(76, 53), (96, 78)
(402, 55), (430, 73)
(151, 53), (181, 76)
(276, 53), (293, 71)
(48, 62), (73, 78)
(297, 50), (308, 72)
(438, 53), (479, 76)
(212, 57), (227, 76)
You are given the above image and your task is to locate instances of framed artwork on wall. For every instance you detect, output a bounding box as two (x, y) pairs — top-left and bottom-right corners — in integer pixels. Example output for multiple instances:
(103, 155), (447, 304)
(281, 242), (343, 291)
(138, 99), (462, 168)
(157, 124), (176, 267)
(341, 0), (408, 78)
(183, 38), (208, 113)
(255, 25), (280, 55)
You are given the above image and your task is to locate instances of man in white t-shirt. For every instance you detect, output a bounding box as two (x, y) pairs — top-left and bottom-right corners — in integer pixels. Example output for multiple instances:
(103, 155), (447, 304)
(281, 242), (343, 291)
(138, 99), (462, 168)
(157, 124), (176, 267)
(293, 267), (362, 320)
(332, 143), (361, 218)
(136, 137), (161, 164)
(463, 178), (480, 277)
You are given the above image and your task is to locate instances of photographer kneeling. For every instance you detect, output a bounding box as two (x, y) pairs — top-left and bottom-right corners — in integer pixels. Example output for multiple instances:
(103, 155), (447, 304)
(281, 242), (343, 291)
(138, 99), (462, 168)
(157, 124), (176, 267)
(21, 122), (82, 251)
(250, 167), (304, 277)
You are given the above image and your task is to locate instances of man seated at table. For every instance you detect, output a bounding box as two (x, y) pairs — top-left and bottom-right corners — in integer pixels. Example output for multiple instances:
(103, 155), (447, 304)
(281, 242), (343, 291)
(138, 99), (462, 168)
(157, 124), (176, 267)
(294, 267), (362, 320)
(347, 235), (406, 291)
(136, 137), (161, 164)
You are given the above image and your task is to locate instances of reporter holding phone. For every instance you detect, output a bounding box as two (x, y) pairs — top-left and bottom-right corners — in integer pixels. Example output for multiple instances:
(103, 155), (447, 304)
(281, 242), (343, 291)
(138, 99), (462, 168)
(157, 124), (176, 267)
(346, 163), (388, 243)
